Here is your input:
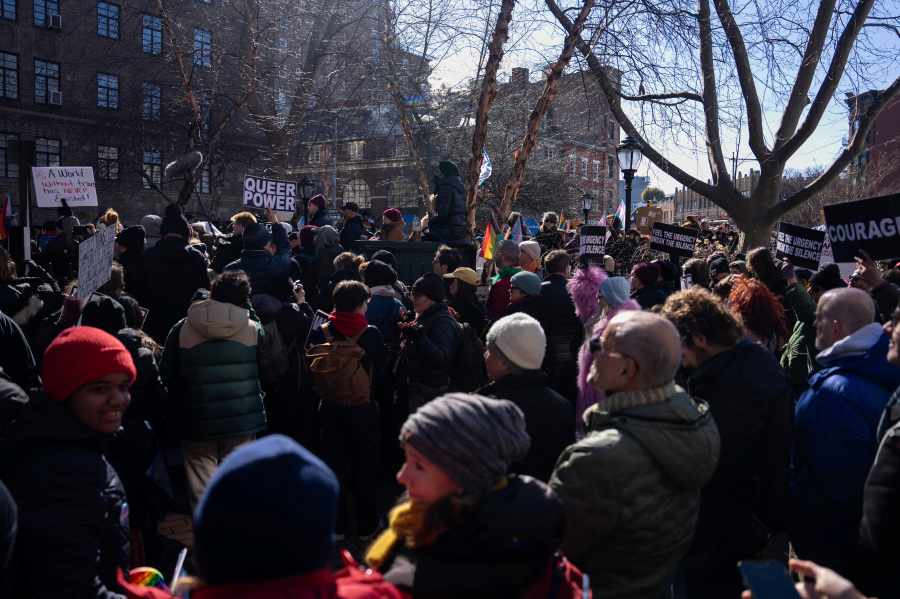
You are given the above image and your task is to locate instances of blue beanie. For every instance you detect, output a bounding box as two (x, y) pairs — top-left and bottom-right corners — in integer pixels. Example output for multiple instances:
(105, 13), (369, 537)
(242, 222), (271, 251)
(193, 435), (339, 584)
(599, 276), (631, 308)
(510, 271), (543, 297)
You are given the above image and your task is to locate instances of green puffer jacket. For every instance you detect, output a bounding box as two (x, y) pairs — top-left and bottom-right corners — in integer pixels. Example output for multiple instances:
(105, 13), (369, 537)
(780, 282), (818, 396)
(550, 383), (721, 599)
(159, 299), (266, 441)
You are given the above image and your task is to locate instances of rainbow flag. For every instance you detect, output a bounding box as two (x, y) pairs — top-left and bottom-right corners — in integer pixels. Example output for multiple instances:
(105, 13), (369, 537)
(558, 210), (567, 231)
(510, 215), (523, 244)
(615, 200), (626, 227)
(0, 194), (11, 241)
(481, 213), (501, 260)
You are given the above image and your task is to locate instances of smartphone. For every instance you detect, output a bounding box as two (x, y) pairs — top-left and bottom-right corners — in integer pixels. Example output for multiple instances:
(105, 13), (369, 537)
(738, 560), (801, 599)
(73, 225), (89, 236)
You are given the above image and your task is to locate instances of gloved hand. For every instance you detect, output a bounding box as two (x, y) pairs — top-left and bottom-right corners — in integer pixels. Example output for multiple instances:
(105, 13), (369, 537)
(403, 324), (424, 342)
(781, 257), (795, 281)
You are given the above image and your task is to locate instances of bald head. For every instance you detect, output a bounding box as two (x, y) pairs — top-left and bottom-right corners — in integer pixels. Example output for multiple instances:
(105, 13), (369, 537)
(815, 287), (876, 350)
(605, 311), (683, 388)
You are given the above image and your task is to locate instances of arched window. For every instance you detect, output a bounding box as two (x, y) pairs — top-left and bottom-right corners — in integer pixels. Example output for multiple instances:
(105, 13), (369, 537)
(342, 178), (371, 209)
(387, 176), (418, 209)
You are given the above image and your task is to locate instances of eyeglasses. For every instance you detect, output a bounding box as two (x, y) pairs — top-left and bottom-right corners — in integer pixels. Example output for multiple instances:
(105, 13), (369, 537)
(890, 310), (900, 329)
(410, 292), (423, 300)
(807, 284), (821, 294)
(588, 336), (637, 366)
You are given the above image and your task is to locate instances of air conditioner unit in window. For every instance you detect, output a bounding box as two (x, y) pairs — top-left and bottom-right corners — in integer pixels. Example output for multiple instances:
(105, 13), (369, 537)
(49, 13), (61, 28)
(49, 91), (62, 105)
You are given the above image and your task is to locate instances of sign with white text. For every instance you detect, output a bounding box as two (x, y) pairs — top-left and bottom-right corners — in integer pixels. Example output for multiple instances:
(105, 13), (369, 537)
(77, 225), (117, 299)
(243, 175), (297, 212)
(775, 222), (826, 270)
(579, 225), (607, 266)
(649, 222), (699, 258)
(822, 193), (900, 262)
(32, 167), (98, 207)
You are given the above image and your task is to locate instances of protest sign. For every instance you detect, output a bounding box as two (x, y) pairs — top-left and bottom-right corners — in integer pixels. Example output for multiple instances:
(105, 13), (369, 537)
(775, 222), (826, 270)
(823, 192), (900, 262)
(680, 274), (693, 291)
(635, 206), (660, 235)
(579, 225), (607, 266)
(304, 309), (330, 348)
(32, 167), (98, 208)
(649, 222), (699, 258)
(77, 225), (116, 299)
(243, 175), (297, 212)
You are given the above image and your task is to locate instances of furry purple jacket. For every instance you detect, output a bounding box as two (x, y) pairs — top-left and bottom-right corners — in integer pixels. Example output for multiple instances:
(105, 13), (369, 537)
(566, 266), (641, 431)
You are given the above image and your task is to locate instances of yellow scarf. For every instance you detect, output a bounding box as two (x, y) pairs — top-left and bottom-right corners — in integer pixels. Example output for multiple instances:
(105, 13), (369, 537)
(365, 502), (430, 570)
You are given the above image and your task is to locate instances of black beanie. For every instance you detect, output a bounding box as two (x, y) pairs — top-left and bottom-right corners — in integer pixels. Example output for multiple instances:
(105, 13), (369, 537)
(438, 160), (460, 177)
(809, 263), (845, 290)
(412, 272), (445, 302)
(115, 225), (146, 254)
(371, 250), (397, 271)
(81, 295), (127, 335)
(159, 203), (192, 239)
(364, 260), (397, 288)
(242, 223), (271, 251)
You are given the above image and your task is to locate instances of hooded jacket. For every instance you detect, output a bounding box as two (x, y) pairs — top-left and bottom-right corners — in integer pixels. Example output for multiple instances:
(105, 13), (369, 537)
(378, 218), (406, 242)
(224, 224), (291, 295)
(550, 384), (721, 598)
(137, 235), (210, 343)
(308, 209), (334, 229)
(0, 391), (130, 599)
(158, 300), (266, 441)
(304, 226), (344, 295)
(339, 215), (370, 250)
(210, 232), (244, 274)
(780, 281), (819, 395)
(429, 175), (467, 231)
(788, 324), (900, 572)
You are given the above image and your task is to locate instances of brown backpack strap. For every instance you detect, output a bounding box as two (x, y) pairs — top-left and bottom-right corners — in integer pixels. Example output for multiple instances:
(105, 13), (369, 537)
(322, 323), (334, 343)
(349, 326), (370, 343)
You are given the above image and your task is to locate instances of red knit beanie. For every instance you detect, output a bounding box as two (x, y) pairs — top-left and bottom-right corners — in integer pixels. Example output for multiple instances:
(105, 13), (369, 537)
(383, 208), (402, 222)
(633, 262), (662, 287)
(43, 327), (137, 402)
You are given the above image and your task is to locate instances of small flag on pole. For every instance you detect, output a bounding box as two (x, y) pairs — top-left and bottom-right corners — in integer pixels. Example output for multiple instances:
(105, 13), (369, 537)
(510, 215), (523, 244)
(615, 201), (626, 227)
(481, 213), (501, 260)
(600, 211), (608, 227)
(478, 150), (492, 187)
(0, 194), (11, 241)
(558, 210), (567, 231)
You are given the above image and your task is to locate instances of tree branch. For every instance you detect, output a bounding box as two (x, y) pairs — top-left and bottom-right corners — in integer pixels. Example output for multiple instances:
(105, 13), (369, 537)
(698, 0), (734, 184)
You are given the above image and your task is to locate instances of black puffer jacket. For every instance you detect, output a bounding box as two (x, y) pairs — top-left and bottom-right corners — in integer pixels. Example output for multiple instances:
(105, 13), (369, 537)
(339, 215), (370, 249)
(210, 232), (243, 274)
(476, 371), (574, 482)
(0, 392), (129, 599)
(449, 284), (488, 338)
(402, 301), (459, 387)
(136, 235), (210, 344)
(631, 283), (667, 310)
(539, 275), (582, 403)
(310, 268), (360, 314)
(115, 250), (143, 295)
(430, 176), (467, 231)
(380, 476), (565, 599)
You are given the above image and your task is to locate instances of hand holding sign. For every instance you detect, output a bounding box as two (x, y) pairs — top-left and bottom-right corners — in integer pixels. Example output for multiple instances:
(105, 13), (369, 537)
(854, 249), (884, 289)
(265, 207), (278, 224)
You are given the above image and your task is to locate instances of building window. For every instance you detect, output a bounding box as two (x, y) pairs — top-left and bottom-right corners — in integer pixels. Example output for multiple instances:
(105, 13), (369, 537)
(0, 53), (16, 99)
(395, 137), (409, 157)
(569, 154), (576, 177)
(142, 151), (161, 188)
(581, 157), (588, 180)
(310, 146), (321, 164)
(34, 0), (57, 26)
(97, 73), (118, 108)
(279, 39), (286, 54)
(34, 60), (59, 104)
(1, 0), (15, 20)
(142, 14), (162, 54)
(387, 177), (417, 208)
(593, 160), (600, 182)
(199, 162), (211, 193)
(1, 134), (19, 179)
(97, 145), (118, 180)
(194, 29), (211, 67)
(349, 141), (363, 160)
(608, 121), (615, 141)
(342, 178), (371, 208)
(543, 146), (553, 160)
(97, 2), (118, 38)
(142, 82), (161, 120)
(324, 54), (330, 65)
(371, 29), (378, 39)
(275, 90), (288, 127)
(307, 95), (314, 107)
(607, 156), (614, 178)
(35, 137), (60, 167)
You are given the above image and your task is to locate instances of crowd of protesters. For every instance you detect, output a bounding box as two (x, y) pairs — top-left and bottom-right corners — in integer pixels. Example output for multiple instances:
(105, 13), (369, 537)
(1, 166), (900, 599)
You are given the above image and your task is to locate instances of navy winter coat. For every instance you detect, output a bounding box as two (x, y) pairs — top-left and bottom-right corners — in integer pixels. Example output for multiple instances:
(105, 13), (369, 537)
(224, 223), (291, 295)
(339, 215), (370, 250)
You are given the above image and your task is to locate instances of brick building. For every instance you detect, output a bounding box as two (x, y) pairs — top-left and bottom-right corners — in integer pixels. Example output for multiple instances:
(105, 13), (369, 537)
(846, 89), (900, 196)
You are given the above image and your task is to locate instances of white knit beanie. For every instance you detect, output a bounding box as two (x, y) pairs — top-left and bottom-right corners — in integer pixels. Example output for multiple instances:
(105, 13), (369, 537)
(486, 313), (546, 371)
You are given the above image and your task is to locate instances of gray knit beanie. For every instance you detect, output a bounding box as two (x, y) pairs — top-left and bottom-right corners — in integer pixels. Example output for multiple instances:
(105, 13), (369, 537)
(400, 393), (530, 494)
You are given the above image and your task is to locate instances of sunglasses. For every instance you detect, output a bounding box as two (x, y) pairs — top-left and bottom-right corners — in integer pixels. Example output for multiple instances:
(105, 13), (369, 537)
(588, 336), (637, 365)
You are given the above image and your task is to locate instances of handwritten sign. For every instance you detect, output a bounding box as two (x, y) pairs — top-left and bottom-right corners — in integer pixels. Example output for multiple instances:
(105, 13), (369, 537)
(243, 175), (297, 212)
(649, 222), (699, 258)
(77, 225), (116, 299)
(775, 222), (826, 270)
(579, 225), (607, 266)
(32, 167), (98, 207)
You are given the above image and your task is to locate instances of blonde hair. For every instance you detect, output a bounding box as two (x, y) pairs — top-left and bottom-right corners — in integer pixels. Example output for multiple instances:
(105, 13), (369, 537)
(100, 209), (120, 231)
(230, 211), (258, 227)
(0, 246), (16, 281)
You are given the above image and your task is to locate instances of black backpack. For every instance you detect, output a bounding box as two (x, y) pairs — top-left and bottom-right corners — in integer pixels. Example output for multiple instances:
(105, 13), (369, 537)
(451, 320), (487, 392)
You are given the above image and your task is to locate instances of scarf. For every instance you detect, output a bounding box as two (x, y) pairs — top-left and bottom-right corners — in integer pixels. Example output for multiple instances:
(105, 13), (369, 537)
(491, 265), (521, 285)
(369, 285), (395, 298)
(366, 502), (431, 570)
(328, 311), (369, 338)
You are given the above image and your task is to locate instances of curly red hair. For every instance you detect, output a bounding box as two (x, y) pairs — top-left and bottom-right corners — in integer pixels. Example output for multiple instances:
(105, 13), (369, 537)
(728, 278), (789, 351)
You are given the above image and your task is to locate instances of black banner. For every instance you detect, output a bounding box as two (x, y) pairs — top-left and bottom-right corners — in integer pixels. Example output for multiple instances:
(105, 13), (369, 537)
(823, 193), (900, 262)
(775, 221), (826, 270)
(579, 225), (606, 266)
(649, 222), (699, 258)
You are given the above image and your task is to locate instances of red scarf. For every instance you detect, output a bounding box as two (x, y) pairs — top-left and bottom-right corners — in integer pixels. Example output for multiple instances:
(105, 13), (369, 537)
(328, 311), (369, 338)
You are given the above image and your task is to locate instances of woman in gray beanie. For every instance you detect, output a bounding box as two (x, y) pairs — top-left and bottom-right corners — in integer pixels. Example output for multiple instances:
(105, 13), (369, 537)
(366, 393), (572, 598)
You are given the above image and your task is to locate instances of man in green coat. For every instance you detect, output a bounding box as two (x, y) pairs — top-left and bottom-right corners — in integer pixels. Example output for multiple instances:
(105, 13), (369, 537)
(159, 269), (266, 508)
(550, 311), (721, 598)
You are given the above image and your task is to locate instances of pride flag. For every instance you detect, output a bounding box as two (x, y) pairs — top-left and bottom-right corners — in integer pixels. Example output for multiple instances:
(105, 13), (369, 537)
(481, 213), (501, 260)
(558, 210), (567, 231)
(478, 150), (493, 187)
(0, 194), (11, 241)
(600, 211), (608, 227)
(510, 215), (523, 244)
(615, 200), (626, 227)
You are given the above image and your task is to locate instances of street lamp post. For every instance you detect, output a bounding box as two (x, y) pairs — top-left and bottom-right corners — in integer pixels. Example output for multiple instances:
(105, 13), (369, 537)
(299, 176), (315, 226)
(616, 135), (643, 230)
(581, 192), (592, 225)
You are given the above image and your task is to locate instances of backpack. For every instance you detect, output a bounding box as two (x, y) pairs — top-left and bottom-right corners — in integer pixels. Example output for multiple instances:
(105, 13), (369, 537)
(523, 551), (592, 599)
(306, 324), (373, 407)
(257, 319), (291, 385)
(450, 320), (487, 393)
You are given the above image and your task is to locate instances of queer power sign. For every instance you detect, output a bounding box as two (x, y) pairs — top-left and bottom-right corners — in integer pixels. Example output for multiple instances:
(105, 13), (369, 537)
(243, 175), (297, 211)
(823, 193), (900, 262)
